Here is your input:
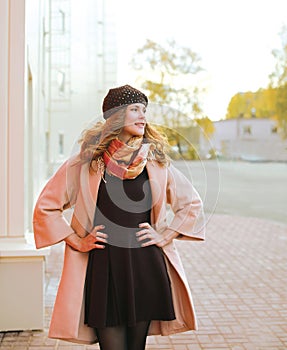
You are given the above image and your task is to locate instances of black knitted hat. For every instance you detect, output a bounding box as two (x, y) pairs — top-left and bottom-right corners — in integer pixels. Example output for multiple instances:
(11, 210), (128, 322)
(102, 84), (148, 119)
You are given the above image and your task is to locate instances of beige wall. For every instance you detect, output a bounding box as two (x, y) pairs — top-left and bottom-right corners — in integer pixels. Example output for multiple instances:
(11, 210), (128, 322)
(0, 0), (48, 332)
(0, 0), (25, 238)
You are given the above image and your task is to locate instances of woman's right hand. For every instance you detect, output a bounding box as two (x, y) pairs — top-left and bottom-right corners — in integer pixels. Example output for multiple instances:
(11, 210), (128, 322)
(64, 225), (107, 252)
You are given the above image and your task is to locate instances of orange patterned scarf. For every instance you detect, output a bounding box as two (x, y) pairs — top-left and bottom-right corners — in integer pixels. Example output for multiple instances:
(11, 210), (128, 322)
(103, 137), (150, 180)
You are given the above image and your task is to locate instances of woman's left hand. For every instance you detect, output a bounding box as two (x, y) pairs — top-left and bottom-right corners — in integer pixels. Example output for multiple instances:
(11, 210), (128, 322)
(136, 222), (178, 248)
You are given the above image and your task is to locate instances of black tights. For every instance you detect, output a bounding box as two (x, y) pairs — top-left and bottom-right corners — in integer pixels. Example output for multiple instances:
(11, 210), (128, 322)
(95, 321), (150, 350)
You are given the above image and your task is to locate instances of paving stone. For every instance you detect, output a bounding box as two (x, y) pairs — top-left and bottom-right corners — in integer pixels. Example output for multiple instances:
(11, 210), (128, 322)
(0, 214), (286, 349)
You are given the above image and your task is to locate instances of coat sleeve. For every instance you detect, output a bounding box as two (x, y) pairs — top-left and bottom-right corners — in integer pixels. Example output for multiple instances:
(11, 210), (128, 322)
(33, 155), (81, 249)
(165, 163), (205, 241)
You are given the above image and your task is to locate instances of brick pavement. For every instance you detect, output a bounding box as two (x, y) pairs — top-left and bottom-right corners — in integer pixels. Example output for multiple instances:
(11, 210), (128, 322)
(1, 214), (287, 349)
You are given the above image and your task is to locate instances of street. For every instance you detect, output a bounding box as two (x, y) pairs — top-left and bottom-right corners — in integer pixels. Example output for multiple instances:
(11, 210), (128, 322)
(174, 159), (287, 224)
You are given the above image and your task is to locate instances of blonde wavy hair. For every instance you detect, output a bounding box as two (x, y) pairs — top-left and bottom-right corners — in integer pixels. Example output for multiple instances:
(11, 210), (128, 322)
(78, 107), (170, 169)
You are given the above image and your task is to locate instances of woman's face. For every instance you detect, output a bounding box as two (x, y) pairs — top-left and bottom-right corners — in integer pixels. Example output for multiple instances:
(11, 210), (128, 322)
(118, 103), (146, 143)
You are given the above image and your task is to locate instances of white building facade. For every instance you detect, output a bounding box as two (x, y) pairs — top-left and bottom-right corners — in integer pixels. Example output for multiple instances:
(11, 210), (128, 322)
(40, 0), (118, 176)
(200, 118), (287, 162)
(0, 0), (117, 331)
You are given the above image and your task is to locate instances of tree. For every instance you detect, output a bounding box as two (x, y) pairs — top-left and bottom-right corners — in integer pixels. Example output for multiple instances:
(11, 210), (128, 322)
(226, 89), (277, 119)
(270, 25), (287, 86)
(130, 39), (207, 157)
(269, 25), (287, 138)
(131, 39), (203, 113)
(194, 116), (215, 138)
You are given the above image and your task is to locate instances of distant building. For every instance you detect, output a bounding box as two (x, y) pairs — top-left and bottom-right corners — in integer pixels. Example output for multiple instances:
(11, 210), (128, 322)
(200, 118), (287, 161)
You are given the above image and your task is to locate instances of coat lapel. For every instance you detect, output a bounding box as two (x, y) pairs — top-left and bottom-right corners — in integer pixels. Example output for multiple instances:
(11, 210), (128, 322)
(80, 162), (102, 226)
(146, 161), (167, 226)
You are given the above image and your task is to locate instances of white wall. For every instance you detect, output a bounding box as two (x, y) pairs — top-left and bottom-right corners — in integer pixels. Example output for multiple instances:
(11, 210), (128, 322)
(24, 0), (118, 218)
(25, 0), (47, 229)
(0, 0), (9, 238)
(46, 0), (117, 174)
(0, 0), (25, 238)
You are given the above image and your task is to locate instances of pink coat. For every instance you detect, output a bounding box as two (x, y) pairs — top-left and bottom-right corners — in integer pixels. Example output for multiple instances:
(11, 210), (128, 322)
(33, 155), (205, 344)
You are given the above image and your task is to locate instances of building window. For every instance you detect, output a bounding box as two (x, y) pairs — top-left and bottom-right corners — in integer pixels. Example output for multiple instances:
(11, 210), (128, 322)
(243, 125), (252, 135)
(45, 131), (50, 162)
(59, 132), (64, 155)
(57, 70), (65, 94)
(58, 9), (66, 33)
(52, 8), (66, 34)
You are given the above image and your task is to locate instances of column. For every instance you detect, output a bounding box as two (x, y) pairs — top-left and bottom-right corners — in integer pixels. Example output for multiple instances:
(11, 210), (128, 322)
(0, 0), (49, 331)
(0, 0), (9, 239)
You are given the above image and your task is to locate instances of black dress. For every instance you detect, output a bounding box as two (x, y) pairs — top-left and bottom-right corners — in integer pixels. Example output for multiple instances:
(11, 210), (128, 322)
(84, 168), (175, 328)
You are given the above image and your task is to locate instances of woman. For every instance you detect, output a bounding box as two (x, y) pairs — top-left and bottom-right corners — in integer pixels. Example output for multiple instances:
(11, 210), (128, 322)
(33, 85), (205, 349)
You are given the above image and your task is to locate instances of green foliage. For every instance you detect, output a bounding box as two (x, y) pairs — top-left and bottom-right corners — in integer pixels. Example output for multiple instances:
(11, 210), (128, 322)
(275, 84), (287, 138)
(269, 25), (287, 87)
(224, 24), (287, 139)
(268, 25), (287, 138)
(131, 39), (202, 81)
(131, 39), (204, 116)
(153, 123), (200, 160)
(194, 116), (215, 138)
(226, 89), (277, 119)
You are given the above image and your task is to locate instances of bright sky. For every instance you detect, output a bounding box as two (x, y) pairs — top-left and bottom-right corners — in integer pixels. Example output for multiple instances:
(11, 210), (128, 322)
(111, 0), (287, 121)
